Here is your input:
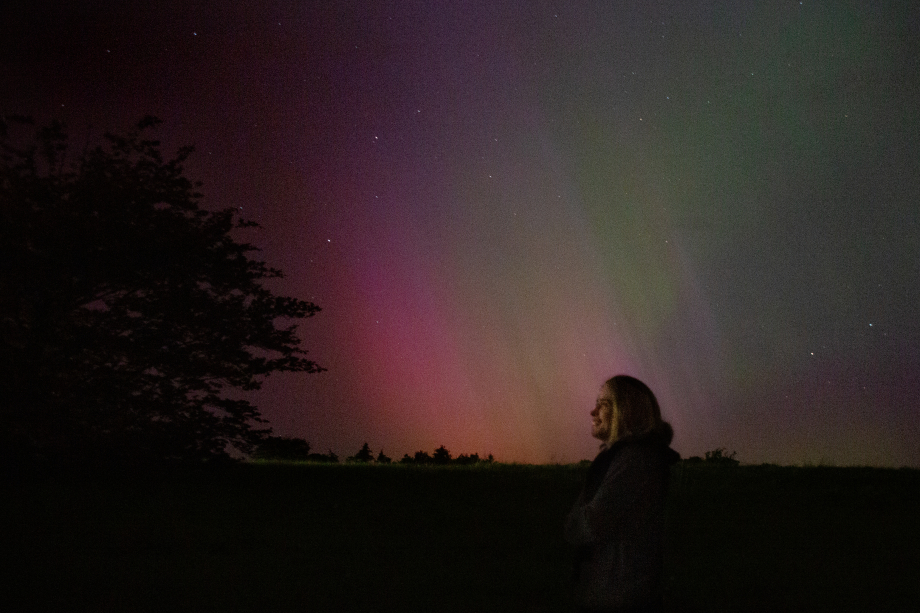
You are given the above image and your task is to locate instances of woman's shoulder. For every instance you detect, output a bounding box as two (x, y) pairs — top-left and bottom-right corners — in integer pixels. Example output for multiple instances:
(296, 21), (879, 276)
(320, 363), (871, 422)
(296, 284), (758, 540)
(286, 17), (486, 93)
(612, 423), (680, 465)
(614, 421), (674, 449)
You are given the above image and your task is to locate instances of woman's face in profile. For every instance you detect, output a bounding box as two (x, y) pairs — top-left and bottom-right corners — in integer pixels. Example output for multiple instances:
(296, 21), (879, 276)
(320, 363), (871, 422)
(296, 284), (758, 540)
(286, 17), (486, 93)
(591, 384), (615, 441)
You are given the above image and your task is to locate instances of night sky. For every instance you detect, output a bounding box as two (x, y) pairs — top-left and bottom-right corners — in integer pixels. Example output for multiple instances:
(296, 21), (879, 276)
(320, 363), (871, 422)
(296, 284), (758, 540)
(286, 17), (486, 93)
(3, 1), (919, 466)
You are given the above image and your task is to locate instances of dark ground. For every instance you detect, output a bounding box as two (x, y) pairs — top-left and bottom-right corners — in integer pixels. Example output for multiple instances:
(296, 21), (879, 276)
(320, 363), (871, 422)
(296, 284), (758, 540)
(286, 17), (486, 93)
(2, 462), (918, 612)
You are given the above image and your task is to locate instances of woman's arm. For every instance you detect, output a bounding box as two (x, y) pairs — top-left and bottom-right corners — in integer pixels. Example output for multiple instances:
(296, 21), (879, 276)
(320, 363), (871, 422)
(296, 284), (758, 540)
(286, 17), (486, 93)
(564, 445), (659, 547)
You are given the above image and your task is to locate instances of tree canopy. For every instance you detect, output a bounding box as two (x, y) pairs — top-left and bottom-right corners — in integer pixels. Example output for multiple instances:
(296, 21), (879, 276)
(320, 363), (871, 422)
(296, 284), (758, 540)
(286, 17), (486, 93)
(0, 116), (323, 465)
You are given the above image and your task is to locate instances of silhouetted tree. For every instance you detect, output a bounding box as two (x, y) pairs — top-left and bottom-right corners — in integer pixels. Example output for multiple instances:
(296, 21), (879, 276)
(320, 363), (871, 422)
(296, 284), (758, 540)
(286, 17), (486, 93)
(348, 442), (374, 463)
(433, 445), (452, 465)
(455, 452), (480, 466)
(305, 451), (339, 463)
(399, 453), (414, 464)
(413, 450), (433, 464)
(376, 450), (392, 464)
(252, 436), (312, 461)
(703, 448), (739, 466)
(0, 116), (324, 465)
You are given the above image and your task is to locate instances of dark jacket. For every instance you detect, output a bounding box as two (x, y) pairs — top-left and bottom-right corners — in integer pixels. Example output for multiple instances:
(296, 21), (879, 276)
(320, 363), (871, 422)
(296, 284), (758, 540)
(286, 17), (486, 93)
(564, 423), (680, 611)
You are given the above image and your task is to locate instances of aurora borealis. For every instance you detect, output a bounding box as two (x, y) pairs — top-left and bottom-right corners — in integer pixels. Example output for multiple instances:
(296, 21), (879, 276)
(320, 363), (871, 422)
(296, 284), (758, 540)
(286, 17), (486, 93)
(3, 1), (918, 466)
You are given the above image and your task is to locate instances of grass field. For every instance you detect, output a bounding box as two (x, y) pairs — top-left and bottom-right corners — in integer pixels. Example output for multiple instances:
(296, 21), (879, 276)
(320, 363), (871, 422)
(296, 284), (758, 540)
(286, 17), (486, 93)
(2, 462), (918, 612)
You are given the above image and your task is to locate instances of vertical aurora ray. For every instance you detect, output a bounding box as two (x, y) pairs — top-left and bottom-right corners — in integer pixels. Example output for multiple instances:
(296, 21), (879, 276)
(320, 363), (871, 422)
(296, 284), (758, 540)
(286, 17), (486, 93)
(307, 80), (724, 462)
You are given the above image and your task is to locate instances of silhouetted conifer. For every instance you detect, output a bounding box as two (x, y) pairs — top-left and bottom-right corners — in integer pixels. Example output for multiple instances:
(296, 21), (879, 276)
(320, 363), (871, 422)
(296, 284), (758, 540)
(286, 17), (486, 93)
(348, 442), (374, 463)
(376, 450), (392, 464)
(413, 450), (433, 464)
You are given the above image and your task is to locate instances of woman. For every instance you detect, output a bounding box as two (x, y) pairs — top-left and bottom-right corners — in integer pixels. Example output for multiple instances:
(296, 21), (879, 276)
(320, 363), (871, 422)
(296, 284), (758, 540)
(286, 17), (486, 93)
(565, 375), (680, 613)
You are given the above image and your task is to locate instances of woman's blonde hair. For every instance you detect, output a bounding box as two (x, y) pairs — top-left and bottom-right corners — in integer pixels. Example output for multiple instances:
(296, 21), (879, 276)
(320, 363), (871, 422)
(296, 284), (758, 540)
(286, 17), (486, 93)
(604, 375), (663, 442)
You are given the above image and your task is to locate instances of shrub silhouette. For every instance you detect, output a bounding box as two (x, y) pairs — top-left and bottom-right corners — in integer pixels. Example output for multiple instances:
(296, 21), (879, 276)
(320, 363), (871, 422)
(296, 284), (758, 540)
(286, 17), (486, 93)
(433, 445), (452, 465)
(376, 450), (392, 464)
(704, 448), (738, 465)
(303, 450), (339, 463)
(455, 453), (479, 466)
(252, 436), (312, 461)
(683, 448), (740, 466)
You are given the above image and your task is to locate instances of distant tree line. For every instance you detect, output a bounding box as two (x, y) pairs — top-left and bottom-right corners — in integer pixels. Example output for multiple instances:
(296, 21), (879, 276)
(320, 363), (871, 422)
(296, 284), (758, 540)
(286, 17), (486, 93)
(398, 445), (494, 466)
(252, 436), (338, 463)
(253, 438), (746, 468)
(252, 438), (494, 465)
